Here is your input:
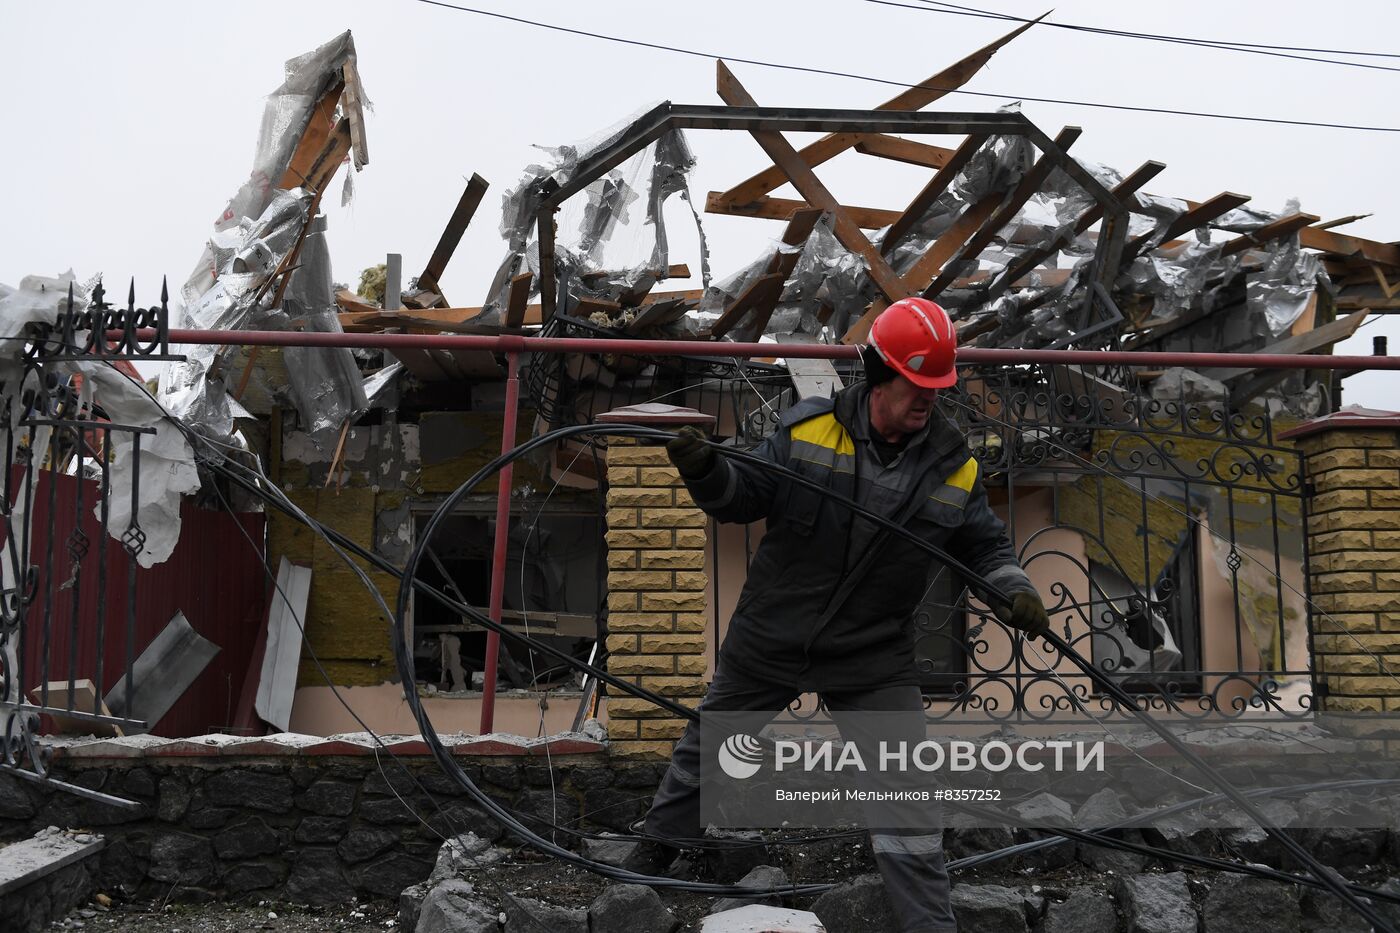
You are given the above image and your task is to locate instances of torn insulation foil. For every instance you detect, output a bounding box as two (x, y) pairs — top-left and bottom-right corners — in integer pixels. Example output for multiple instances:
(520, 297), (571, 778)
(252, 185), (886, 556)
(481, 112), (706, 321)
(1248, 235), (1329, 337)
(278, 213), (369, 444)
(159, 189), (313, 431)
(212, 32), (361, 247)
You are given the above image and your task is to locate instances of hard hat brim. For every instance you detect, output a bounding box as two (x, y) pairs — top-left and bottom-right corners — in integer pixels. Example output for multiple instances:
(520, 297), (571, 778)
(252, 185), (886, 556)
(893, 362), (959, 390)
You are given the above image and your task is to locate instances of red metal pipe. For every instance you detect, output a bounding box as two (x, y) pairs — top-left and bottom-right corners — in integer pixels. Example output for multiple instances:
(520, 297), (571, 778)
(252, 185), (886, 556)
(480, 351), (520, 734)
(150, 328), (1400, 370)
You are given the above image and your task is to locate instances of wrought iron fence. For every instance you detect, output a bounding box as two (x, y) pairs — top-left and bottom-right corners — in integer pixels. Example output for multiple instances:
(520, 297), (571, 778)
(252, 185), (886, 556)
(1, 281), (172, 807)
(524, 314), (794, 445)
(665, 356), (1315, 723)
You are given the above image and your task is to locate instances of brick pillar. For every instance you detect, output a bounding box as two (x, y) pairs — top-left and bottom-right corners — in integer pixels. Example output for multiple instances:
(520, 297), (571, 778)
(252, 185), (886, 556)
(597, 405), (716, 759)
(1281, 408), (1400, 713)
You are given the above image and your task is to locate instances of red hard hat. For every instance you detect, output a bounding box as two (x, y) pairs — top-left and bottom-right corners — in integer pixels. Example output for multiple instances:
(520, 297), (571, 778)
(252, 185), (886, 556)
(868, 297), (958, 389)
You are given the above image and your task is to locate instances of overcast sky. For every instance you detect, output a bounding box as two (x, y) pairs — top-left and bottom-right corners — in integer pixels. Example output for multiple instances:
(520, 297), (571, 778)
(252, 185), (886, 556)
(2, 0), (1395, 405)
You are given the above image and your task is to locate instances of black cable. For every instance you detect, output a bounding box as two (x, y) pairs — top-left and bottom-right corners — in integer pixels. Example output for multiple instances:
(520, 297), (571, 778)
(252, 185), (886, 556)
(915, 0), (1400, 57)
(397, 421), (1399, 930)
(405, 0), (1400, 133)
(84, 337), (1397, 906)
(199, 421), (1400, 912)
(866, 0), (1400, 73)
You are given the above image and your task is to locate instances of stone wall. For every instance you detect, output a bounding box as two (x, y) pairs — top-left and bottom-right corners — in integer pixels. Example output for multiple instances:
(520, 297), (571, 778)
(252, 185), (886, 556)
(0, 744), (660, 906)
(603, 435), (710, 759)
(1283, 413), (1400, 713)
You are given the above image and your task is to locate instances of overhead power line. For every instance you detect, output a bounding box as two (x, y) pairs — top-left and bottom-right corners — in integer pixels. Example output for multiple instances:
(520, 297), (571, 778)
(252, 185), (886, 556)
(877, 0), (1400, 73)
(408, 0), (1400, 133)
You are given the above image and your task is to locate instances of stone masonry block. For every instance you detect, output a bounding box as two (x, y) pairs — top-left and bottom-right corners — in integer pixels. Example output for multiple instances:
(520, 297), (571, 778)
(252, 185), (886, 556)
(1315, 612), (1378, 634)
(1317, 654), (1378, 675)
(1315, 592), (1400, 613)
(640, 676), (710, 698)
(639, 468), (684, 487)
(1379, 531), (1400, 549)
(1306, 448), (1368, 472)
(1345, 632), (1400, 651)
(1299, 431), (1399, 454)
(607, 719), (640, 741)
(1311, 571), (1378, 593)
(674, 529), (707, 548)
(674, 572), (708, 591)
(1372, 449), (1400, 468)
(610, 487), (674, 507)
(1380, 572), (1400, 590)
(639, 720), (687, 740)
(645, 509), (706, 528)
(608, 550), (638, 570)
(607, 446), (672, 466)
(1374, 490), (1400, 509)
(607, 612), (679, 633)
(609, 655), (676, 675)
(642, 592), (706, 612)
(1332, 696), (1385, 712)
(606, 507), (641, 529)
(1311, 530), (1374, 553)
(674, 488), (696, 508)
(1326, 551), (1400, 573)
(1312, 467), (1400, 493)
(606, 529), (672, 549)
(609, 570), (675, 591)
(639, 550), (705, 570)
(1311, 489), (1369, 513)
(607, 697), (700, 719)
(608, 591), (639, 611)
(675, 655), (708, 676)
(638, 633), (707, 654)
(608, 466), (640, 486)
(674, 613), (708, 633)
(606, 634), (641, 655)
(607, 741), (675, 760)
(1310, 510), (1400, 533)
(1327, 675), (1394, 696)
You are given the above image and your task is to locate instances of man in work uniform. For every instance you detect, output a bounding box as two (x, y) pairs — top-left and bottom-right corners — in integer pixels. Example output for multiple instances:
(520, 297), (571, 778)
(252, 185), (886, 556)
(631, 297), (1049, 933)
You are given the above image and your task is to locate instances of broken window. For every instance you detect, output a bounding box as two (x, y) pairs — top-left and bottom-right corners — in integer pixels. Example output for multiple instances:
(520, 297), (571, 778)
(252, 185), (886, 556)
(409, 507), (602, 695)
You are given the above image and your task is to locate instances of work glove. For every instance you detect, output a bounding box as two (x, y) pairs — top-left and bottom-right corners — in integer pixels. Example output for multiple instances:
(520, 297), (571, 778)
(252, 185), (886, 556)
(994, 590), (1050, 639)
(666, 425), (715, 479)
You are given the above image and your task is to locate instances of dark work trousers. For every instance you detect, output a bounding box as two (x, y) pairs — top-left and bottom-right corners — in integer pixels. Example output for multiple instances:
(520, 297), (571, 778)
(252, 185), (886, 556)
(643, 661), (956, 933)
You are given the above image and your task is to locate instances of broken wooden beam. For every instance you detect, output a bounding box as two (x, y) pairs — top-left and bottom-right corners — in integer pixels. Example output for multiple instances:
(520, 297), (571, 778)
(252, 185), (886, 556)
(705, 273), (786, 339)
(418, 173), (490, 299)
(852, 135), (956, 169)
(705, 192), (901, 229)
(982, 160), (1166, 303)
(716, 61), (912, 305)
(922, 126), (1083, 299)
(710, 15), (1044, 208)
(505, 273), (534, 328)
(881, 134), (987, 257)
(279, 81), (345, 190)
(1217, 212), (1321, 258)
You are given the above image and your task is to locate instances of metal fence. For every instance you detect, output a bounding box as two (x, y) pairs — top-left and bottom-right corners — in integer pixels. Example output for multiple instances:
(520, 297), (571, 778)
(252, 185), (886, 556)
(533, 337), (1317, 723)
(0, 284), (170, 806)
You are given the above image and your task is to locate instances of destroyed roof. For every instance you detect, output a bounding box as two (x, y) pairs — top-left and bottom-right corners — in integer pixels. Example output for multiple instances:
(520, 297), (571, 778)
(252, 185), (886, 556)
(320, 20), (1391, 417)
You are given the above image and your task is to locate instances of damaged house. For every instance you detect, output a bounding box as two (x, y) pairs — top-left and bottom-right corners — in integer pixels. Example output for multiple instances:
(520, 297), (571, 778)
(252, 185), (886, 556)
(2, 21), (1398, 762)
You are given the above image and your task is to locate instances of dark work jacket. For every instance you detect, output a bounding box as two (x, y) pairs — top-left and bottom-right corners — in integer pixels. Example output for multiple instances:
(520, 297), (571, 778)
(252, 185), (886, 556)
(684, 383), (1035, 691)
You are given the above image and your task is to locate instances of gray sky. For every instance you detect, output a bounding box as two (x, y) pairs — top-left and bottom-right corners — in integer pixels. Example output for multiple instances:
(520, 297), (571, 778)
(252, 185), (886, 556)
(2, 0), (1395, 405)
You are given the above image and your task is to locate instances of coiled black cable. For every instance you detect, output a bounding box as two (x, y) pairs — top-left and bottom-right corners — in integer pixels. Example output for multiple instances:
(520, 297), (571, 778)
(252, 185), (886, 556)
(391, 421), (1399, 931)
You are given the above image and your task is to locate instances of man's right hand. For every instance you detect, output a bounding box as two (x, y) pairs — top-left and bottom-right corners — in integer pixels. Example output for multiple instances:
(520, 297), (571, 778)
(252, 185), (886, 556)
(666, 425), (715, 479)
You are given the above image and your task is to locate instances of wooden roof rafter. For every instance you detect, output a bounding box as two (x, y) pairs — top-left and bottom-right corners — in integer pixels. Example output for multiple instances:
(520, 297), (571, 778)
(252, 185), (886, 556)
(708, 15), (1046, 212)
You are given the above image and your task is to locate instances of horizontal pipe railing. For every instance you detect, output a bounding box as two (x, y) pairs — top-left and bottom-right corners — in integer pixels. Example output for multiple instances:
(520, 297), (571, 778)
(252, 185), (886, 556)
(131, 328), (1400, 371)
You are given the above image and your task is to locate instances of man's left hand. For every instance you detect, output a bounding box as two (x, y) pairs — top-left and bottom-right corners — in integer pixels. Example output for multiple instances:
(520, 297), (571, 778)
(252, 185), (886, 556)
(995, 591), (1049, 638)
